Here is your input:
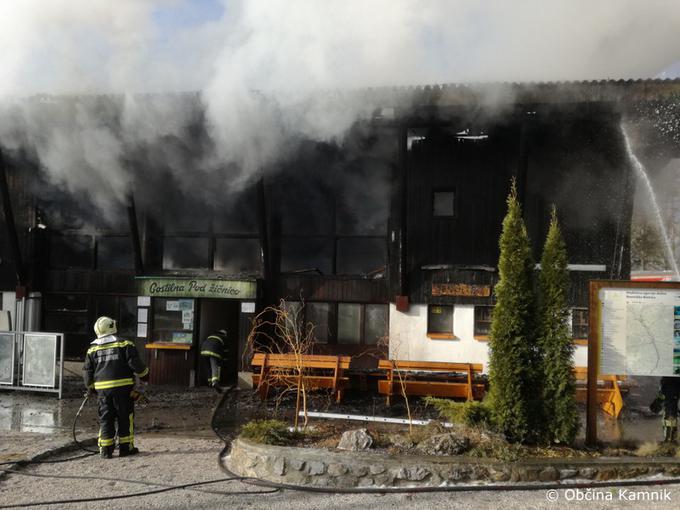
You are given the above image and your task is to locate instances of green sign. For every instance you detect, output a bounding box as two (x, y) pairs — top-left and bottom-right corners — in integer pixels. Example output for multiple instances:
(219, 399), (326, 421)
(137, 278), (257, 300)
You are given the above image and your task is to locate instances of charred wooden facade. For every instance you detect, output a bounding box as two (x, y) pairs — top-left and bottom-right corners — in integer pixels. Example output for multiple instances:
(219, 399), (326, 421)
(2, 80), (679, 383)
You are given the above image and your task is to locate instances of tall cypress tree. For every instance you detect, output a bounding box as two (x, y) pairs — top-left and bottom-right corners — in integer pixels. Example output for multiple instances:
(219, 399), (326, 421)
(538, 207), (579, 444)
(487, 180), (539, 443)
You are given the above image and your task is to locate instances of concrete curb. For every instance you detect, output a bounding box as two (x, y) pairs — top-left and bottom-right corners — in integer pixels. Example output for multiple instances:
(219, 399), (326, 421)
(227, 438), (680, 489)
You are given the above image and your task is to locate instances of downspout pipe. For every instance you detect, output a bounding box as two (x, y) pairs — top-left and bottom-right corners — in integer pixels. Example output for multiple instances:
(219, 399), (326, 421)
(126, 190), (145, 276)
(0, 149), (26, 287)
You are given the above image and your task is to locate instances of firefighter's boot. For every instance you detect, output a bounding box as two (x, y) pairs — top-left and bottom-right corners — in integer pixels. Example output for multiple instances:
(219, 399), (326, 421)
(100, 446), (113, 459)
(118, 444), (139, 457)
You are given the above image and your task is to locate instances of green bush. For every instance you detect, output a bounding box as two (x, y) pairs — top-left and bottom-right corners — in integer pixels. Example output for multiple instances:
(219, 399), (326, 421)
(240, 419), (300, 446)
(487, 181), (541, 443)
(425, 397), (492, 428)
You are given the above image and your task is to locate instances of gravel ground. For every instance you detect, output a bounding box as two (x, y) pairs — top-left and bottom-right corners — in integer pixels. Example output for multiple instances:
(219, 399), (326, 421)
(2, 434), (680, 509)
(2, 385), (680, 509)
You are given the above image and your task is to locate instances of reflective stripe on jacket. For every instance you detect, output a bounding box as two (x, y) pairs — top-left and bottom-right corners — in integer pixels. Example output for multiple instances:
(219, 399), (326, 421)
(83, 335), (148, 391)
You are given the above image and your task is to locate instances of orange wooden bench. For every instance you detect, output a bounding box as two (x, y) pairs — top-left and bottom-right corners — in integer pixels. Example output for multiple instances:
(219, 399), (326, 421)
(573, 367), (628, 419)
(251, 353), (351, 403)
(377, 360), (486, 405)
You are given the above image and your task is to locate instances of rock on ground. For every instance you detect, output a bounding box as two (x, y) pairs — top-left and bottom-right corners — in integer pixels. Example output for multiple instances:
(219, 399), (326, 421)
(337, 428), (373, 451)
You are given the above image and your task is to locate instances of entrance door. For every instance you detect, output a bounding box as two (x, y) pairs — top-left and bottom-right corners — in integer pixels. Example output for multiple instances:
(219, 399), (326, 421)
(198, 299), (239, 385)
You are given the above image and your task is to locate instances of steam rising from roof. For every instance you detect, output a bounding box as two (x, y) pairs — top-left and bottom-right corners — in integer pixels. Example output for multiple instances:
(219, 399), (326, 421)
(0, 0), (679, 215)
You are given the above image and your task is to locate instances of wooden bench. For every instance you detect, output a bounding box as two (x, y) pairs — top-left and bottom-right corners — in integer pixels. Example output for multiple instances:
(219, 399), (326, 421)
(251, 353), (351, 403)
(377, 360), (486, 405)
(573, 367), (628, 419)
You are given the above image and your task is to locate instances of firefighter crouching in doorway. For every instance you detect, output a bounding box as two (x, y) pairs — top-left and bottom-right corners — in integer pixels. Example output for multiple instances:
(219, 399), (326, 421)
(83, 316), (149, 459)
(200, 329), (229, 393)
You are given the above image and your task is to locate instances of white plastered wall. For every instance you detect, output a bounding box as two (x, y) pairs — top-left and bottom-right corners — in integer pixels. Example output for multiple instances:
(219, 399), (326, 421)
(388, 303), (492, 372)
(389, 303), (592, 372)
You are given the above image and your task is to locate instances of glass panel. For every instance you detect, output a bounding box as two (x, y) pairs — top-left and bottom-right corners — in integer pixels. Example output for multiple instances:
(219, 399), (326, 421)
(306, 303), (331, 344)
(43, 313), (88, 334)
(281, 301), (303, 338)
(427, 305), (453, 334)
(97, 236), (134, 270)
(337, 304), (361, 344)
(45, 294), (88, 312)
(336, 162), (390, 235)
(94, 295), (118, 319)
(162, 237), (210, 269)
(152, 298), (194, 344)
(213, 188), (258, 234)
(336, 238), (386, 276)
(433, 191), (455, 217)
(50, 234), (92, 269)
(365, 304), (388, 345)
(474, 306), (494, 337)
(164, 203), (212, 233)
(214, 238), (262, 275)
(119, 297), (137, 338)
(281, 237), (333, 275)
(572, 308), (589, 339)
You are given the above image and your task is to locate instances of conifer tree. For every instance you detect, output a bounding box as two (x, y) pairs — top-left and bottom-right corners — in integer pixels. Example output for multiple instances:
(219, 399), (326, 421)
(538, 207), (579, 444)
(487, 180), (539, 443)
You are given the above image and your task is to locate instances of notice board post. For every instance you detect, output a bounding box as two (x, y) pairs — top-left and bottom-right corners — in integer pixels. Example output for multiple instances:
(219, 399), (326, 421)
(586, 280), (680, 447)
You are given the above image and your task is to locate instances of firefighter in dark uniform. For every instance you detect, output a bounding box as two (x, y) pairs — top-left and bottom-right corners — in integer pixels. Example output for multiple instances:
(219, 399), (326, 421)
(83, 316), (149, 459)
(660, 376), (680, 443)
(200, 329), (228, 392)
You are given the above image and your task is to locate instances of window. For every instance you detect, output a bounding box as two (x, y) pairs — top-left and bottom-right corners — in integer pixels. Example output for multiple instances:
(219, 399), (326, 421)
(572, 308), (589, 343)
(281, 238), (334, 275)
(50, 234), (93, 269)
(97, 236), (134, 270)
(214, 238), (262, 275)
(365, 304), (388, 345)
(336, 238), (386, 276)
(427, 304), (454, 339)
(162, 237), (211, 269)
(337, 304), (362, 344)
(286, 302), (388, 346)
(474, 306), (494, 339)
(433, 190), (455, 217)
(152, 298), (194, 344)
(306, 303), (332, 343)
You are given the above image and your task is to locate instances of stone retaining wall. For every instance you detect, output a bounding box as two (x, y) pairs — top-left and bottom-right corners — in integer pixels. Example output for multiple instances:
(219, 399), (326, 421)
(227, 438), (680, 489)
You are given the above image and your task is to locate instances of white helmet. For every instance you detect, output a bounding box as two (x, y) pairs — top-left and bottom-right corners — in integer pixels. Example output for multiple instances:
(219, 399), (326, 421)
(94, 316), (117, 338)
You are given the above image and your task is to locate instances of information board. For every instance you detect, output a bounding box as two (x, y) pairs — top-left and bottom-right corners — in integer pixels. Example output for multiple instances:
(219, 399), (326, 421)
(598, 287), (680, 376)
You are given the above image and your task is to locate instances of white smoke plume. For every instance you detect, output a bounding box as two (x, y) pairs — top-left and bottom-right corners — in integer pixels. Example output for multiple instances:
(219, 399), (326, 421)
(0, 0), (679, 215)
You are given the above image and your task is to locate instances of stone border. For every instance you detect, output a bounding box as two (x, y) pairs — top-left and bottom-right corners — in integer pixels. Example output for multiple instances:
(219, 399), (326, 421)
(227, 438), (680, 488)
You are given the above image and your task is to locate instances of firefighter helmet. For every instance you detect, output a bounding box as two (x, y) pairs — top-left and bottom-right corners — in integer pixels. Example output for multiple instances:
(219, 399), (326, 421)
(94, 316), (117, 338)
(217, 329), (227, 337)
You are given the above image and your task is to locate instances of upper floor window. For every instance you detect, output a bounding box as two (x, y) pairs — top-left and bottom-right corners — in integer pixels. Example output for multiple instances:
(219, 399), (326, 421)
(433, 190), (455, 217)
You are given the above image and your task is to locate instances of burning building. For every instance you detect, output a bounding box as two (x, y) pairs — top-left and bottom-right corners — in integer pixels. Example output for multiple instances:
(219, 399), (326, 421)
(1, 79), (679, 386)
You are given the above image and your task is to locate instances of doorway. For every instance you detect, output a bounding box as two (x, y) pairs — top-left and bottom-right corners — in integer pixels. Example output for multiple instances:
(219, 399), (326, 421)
(198, 299), (239, 386)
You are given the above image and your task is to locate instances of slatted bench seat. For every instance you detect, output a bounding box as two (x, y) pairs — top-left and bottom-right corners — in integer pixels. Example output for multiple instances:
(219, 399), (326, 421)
(251, 353), (352, 403)
(377, 360), (486, 405)
(573, 366), (628, 419)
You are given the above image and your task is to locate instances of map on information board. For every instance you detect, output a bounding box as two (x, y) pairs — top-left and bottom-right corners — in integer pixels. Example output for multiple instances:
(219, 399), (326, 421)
(599, 288), (680, 376)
